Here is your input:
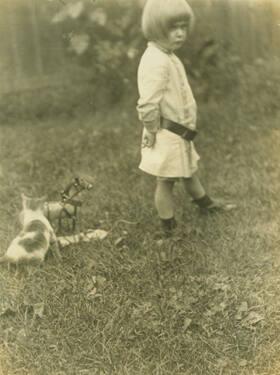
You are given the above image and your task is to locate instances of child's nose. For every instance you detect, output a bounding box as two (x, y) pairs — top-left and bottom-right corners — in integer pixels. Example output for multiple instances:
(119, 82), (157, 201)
(176, 28), (185, 37)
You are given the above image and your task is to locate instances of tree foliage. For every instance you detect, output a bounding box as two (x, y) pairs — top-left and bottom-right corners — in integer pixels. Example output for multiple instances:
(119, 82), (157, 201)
(51, 0), (144, 103)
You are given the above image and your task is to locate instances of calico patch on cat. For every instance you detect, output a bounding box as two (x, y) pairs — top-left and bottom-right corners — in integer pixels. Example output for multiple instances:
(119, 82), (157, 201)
(0, 194), (61, 265)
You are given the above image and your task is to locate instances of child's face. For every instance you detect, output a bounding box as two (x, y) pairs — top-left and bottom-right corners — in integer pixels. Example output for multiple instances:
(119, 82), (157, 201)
(167, 21), (188, 51)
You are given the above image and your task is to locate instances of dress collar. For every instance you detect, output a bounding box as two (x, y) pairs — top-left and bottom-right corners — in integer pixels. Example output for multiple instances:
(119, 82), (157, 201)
(148, 41), (173, 55)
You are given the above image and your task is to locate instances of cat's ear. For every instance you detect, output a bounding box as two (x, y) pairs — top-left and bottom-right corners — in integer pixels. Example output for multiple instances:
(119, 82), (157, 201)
(21, 193), (27, 203)
(37, 196), (47, 209)
(21, 193), (27, 208)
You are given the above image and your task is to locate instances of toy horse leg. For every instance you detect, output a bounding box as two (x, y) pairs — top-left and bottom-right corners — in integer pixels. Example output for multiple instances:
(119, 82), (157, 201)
(77, 207), (82, 233)
(72, 206), (78, 233)
(72, 216), (76, 233)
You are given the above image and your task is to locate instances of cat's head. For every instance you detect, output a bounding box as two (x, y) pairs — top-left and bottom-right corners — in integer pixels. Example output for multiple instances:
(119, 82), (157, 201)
(21, 193), (47, 212)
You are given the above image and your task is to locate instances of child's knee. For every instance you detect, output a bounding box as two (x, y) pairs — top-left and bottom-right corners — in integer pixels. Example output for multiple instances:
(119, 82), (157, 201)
(156, 178), (176, 191)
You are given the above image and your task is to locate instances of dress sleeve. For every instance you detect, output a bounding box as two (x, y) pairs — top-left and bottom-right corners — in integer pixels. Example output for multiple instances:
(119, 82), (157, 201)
(137, 53), (169, 133)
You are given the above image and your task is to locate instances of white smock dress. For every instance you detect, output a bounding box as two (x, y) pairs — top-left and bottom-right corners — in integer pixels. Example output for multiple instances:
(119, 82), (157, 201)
(137, 42), (200, 178)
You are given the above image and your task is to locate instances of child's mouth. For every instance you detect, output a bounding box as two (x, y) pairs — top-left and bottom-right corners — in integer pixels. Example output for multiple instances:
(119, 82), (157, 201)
(173, 40), (184, 48)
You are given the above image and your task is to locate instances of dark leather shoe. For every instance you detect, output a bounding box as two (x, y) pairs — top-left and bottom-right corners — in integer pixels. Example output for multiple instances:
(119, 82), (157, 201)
(200, 199), (237, 214)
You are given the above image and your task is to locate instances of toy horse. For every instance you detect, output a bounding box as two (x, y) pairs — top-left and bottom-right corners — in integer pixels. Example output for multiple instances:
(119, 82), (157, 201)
(44, 177), (93, 234)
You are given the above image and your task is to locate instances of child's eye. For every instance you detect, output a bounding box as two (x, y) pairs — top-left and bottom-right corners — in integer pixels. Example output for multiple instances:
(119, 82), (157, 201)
(171, 23), (188, 32)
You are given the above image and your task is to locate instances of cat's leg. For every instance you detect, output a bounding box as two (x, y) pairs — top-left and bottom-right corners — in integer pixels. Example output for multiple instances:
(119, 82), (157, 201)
(14, 262), (20, 277)
(7, 262), (19, 277)
(58, 214), (62, 234)
(50, 231), (62, 260)
(26, 262), (40, 277)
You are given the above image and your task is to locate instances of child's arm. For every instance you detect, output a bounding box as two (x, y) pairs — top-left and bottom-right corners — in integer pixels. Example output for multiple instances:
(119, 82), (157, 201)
(137, 55), (169, 134)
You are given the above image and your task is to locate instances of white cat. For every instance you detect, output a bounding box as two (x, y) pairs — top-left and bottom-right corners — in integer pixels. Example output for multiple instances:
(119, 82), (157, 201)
(0, 194), (61, 265)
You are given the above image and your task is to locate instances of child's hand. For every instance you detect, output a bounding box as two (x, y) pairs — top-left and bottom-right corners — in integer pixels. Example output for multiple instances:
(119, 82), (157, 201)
(142, 130), (156, 148)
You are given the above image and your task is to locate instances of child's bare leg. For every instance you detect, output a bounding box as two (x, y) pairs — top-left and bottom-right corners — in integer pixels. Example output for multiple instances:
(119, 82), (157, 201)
(183, 173), (236, 212)
(183, 173), (206, 200)
(183, 173), (214, 210)
(155, 179), (177, 235)
(155, 179), (175, 219)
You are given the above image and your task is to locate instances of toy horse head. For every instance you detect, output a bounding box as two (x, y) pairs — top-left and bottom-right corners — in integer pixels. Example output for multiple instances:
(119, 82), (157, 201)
(61, 176), (94, 203)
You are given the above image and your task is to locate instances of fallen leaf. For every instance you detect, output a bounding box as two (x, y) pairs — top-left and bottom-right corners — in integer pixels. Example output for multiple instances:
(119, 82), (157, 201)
(17, 328), (27, 343)
(88, 287), (97, 297)
(114, 237), (124, 247)
(96, 276), (106, 286)
(3, 327), (13, 341)
(183, 318), (192, 331)
(242, 311), (264, 327)
(239, 301), (249, 312)
(87, 287), (102, 300)
(33, 303), (45, 319)
(235, 312), (242, 321)
(235, 301), (248, 320)
(239, 359), (248, 367)
(217, 358), (229, 369)
(219, 302), (227, 311)
(49, 344), (58, 351)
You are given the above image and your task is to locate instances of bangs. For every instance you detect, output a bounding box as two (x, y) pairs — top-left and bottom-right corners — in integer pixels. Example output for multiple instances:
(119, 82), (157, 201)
(142, 0), (194, 42)
(166, 9), (193, 29)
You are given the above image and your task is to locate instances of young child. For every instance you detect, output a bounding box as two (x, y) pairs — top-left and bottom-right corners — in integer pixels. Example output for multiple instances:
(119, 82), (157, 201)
(137, 0), (235, 237)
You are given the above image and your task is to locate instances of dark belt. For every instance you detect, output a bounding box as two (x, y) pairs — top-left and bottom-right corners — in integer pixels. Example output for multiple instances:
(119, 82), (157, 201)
(161, 118), (198, 141)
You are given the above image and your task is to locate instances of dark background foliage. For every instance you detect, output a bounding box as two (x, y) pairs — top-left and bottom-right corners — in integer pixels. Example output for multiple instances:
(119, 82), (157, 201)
(0, 0), (279, 122)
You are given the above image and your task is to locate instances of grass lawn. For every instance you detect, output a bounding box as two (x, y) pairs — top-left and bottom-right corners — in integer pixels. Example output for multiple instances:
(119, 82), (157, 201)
(0, 96), (280, 375)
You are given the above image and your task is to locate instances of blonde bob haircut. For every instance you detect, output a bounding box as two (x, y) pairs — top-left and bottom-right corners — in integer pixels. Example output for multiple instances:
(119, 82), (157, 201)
(141, 0), (195, 42)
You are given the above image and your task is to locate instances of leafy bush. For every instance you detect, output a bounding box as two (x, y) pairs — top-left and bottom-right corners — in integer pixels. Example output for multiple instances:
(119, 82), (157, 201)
(51, 0), (144, 104)
(1, 0), (278, 122)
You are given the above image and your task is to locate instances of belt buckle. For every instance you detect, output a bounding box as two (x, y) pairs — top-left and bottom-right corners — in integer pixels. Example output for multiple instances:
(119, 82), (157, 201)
(181, 129), (190, 140)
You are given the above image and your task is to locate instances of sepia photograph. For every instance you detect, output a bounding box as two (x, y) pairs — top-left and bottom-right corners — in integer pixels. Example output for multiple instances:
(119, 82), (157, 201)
(0, 0), (279, 374)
